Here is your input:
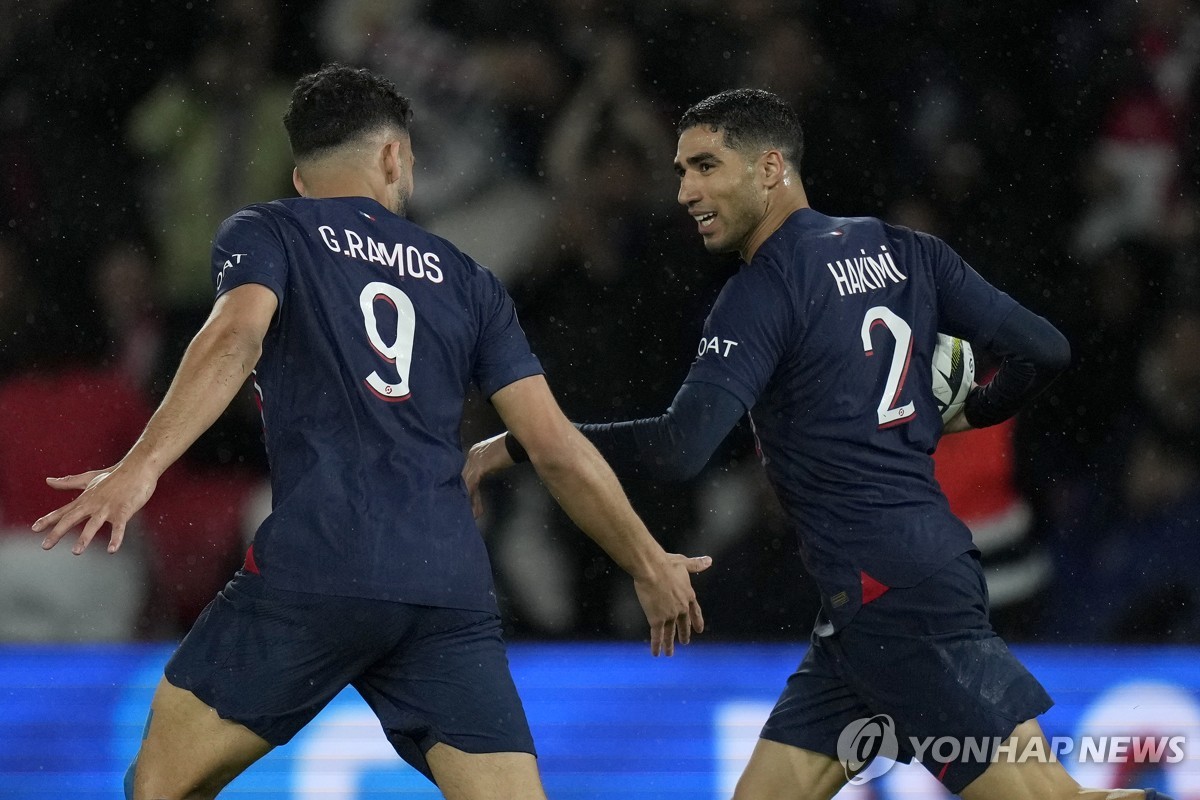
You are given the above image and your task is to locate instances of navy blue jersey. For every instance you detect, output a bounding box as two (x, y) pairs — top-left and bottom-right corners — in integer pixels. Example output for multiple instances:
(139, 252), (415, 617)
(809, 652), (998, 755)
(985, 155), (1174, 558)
(211, 196), (542, 613)
(685, 208), (1018, 627)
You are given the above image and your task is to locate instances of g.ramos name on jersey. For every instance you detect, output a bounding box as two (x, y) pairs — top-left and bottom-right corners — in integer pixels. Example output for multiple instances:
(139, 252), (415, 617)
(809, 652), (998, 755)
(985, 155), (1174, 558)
(317, 225), (445, 284)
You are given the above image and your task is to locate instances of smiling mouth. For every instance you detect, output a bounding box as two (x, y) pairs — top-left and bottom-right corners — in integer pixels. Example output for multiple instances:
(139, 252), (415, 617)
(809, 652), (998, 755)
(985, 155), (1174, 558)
(694, 212), (716, 229)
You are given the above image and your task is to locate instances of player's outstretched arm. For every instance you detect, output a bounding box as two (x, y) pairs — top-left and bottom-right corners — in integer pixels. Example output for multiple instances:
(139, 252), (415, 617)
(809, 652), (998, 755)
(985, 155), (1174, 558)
(33, 283), (278, 556)
(463, 381), (746, 507)
(487, 375), (712, 656)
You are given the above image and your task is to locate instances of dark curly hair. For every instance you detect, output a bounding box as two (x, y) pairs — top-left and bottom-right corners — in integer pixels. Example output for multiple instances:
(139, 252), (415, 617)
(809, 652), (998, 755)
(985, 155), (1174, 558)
(678, 89), (804, 170)
(283, 64), (414, 159)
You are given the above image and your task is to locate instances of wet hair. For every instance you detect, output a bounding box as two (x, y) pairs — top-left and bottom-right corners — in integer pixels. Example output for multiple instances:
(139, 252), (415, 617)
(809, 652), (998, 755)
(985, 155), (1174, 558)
(283, 64), (414, 160)
(678, 89), (804, 169)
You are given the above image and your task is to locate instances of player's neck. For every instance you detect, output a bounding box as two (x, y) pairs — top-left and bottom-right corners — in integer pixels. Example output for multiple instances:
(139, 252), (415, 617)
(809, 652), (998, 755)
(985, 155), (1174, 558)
(740, 186), (810, 262)
(306, 182), (389, 208)
(298, 167), (393, 213)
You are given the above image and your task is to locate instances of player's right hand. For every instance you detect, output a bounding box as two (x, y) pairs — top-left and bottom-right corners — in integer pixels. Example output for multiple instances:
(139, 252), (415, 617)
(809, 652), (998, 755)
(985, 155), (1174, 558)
(634, 553), (712, 657)
(32, 461), (158, 556)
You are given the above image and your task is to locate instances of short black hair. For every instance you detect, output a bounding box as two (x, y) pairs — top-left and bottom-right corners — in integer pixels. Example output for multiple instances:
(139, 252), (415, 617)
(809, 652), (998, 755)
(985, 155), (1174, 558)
(678, 89), (804, 170)
(283, 64), (414, 160)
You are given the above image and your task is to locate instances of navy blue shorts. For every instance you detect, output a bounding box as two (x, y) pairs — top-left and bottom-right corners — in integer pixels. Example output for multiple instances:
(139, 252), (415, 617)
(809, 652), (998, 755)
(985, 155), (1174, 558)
(165, 571), (534, 781)
(760, 552), (1052, 794)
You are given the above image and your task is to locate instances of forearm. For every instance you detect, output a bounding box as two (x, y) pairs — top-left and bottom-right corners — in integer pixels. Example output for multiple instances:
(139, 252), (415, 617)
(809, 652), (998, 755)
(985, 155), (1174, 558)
(529, 432), (664, 580)
(123, 319), (261, 477)
(964, 305), (1071, 428)
(504, 383), (743, 481)
(577, 382), (745, 481)
(484, 374), (710, 655)
(576, 416), (693, 481)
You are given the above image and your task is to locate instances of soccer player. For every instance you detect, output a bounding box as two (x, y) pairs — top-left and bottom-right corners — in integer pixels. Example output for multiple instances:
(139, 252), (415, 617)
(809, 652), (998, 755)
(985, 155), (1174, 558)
(466, 89), (1175, 800)
(33, 64), (710, 800)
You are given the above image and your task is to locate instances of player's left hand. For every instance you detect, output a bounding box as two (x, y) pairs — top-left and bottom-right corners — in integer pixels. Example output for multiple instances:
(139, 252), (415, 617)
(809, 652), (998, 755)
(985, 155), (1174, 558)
(32, 461), (158, 555)
(462, 432), (515, 519)
(941, 407), (973, 434)
(941, 382), (978, 435)
(634, 552), (712, 657)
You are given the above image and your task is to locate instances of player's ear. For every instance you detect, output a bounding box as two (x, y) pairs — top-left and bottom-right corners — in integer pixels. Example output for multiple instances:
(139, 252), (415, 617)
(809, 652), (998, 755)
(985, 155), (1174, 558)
(760, 150), (785, 189)
(382, 140), (403, 185)
(292, 167), (306, 197)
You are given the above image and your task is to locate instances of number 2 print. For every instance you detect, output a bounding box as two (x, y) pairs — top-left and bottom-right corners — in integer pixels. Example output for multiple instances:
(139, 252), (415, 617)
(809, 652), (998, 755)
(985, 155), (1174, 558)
(860, 306), (914, 428)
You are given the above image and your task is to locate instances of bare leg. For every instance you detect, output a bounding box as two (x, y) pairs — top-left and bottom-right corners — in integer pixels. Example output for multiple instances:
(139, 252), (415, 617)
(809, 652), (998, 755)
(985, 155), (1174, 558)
(131, 677), (272, 800)
(960, 719), (1150, 800)
(732, 738), (848, 800)
(425, 743), (548, 800)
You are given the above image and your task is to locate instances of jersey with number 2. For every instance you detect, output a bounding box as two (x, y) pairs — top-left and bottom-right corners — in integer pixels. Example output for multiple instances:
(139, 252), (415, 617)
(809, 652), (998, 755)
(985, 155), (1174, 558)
(211, 196), (542, 613)
(685, 208), (1018, 627)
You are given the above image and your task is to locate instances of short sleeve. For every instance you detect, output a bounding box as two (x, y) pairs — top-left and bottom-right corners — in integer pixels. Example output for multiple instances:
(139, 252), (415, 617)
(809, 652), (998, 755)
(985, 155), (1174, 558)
(921, 232), (1018, 347)
(683, 261), (793, 410)
(211, 206), (289, 306)
(471, 263), (544, 398)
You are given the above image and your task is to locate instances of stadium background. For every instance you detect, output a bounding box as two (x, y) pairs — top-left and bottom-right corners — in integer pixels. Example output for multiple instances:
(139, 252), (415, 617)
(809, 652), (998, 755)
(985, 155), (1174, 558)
(1, 0), (1198, 796)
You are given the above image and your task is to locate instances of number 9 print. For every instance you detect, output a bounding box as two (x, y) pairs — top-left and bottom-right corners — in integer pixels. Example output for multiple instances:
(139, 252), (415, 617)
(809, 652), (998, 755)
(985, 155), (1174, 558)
(359, 281), (415, 402)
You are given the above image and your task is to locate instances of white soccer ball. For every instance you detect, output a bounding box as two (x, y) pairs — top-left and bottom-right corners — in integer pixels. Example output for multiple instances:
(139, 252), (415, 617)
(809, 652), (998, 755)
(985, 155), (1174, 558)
(932, 333), (974, 424)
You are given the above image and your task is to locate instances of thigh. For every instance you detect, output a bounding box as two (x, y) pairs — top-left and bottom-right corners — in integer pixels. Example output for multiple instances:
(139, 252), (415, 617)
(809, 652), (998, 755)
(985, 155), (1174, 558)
(837, 554), (1053, 794)
(425, 745), (546, 800)
(759, 639), (873, 761)
(958, 719), (1085, 800)
(164, 571), (382, 746)
(131, 677), (273, 800)
(733, 738), (847, 800)
(354, 607), (536, 785)
(751, 636), (887, 798)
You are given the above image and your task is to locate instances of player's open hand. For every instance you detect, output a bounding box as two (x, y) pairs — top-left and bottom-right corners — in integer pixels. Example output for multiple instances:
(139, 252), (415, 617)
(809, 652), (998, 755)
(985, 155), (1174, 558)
(634, 553), (712, 657)
(31, 462), (158, 556)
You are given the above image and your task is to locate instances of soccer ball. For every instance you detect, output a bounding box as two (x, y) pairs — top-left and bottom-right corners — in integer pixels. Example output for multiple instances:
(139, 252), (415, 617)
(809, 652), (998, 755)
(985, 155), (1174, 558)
(932, 333), (974, 424)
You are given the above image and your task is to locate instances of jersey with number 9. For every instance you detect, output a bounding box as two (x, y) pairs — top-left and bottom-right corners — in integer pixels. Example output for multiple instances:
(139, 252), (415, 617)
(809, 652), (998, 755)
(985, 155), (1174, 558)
(210, 196), (543, 613)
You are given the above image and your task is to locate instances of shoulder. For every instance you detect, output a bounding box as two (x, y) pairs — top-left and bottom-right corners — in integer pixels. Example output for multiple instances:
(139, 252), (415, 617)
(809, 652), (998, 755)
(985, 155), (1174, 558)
(417, 228), (505, 288)
(868, 219), (954, 255)
(823, 215), (960, 267)
(760, 209), (898, 264)
(419, 225), (483, 268)
(216, 201), (293, 236)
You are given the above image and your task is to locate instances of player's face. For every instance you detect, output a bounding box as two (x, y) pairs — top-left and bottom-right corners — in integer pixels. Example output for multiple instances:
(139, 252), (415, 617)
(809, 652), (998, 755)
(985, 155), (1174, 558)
(674, 125), (764, 255)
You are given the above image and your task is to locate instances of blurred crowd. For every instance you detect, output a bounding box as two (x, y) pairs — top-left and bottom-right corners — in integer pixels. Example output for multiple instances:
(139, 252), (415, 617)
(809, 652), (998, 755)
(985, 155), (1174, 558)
(1, 0), (1198, 644)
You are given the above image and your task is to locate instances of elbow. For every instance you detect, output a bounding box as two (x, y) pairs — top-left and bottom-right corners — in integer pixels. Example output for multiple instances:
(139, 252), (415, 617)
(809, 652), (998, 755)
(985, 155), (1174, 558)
(198, 323), (263, 378)
(523, 427), (588, 478)
(526, 450), (571, 485)
(1040, 329), (1071, 375)
(648, 448), (710, 482)
(222, 327), (264, 372)
(647, 413), (716, 481)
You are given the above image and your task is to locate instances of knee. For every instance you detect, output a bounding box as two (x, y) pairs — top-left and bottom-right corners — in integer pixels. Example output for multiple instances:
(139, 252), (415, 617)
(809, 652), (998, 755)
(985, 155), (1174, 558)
(124, 756), (137, 800)
(125, 756), (219, 800)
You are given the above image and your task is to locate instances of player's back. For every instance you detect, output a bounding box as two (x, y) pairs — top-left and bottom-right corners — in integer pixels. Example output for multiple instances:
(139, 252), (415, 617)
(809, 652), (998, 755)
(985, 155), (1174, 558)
(211, 196), (541, 613)
(689, 208), (1017, 625)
